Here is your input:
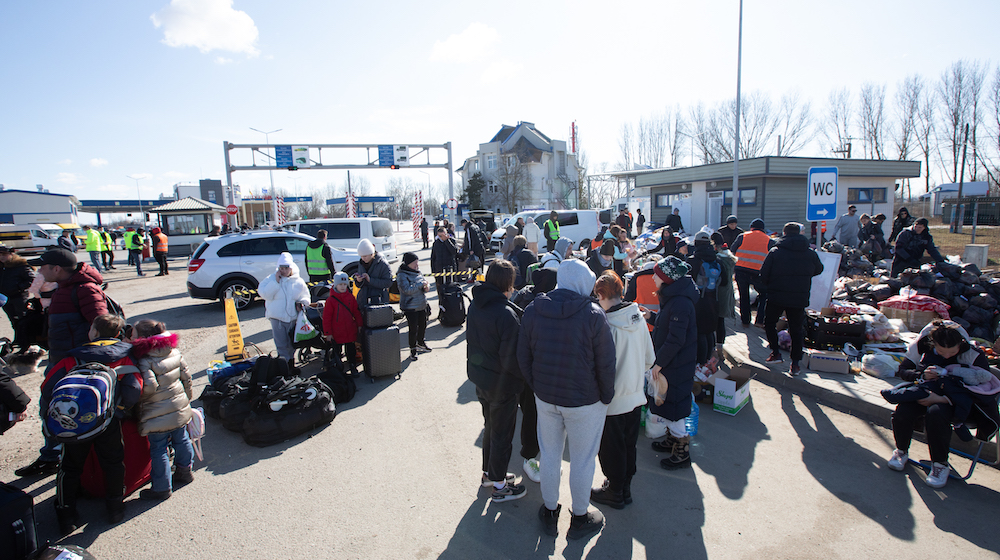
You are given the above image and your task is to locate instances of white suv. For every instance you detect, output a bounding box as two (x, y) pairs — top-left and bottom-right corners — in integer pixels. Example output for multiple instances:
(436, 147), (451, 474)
(187, 230), (358, 310)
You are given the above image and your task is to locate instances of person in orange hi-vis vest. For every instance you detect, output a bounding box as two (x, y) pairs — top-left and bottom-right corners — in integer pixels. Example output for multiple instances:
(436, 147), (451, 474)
(729, 219), (775, 327)
(623, 258), (660, 333)
(151, 227), (169, 276)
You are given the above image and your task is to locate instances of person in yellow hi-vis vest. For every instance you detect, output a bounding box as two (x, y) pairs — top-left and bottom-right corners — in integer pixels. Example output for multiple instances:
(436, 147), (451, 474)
(126, 227), (148, 276)
(305, 229), (337, 283)
(99, 226), (116, 270)
(82, 225), (105, 272)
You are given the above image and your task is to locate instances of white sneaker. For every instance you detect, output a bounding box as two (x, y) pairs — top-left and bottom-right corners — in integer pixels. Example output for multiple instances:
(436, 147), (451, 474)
(887, 449), (908, 471)
(523, 458), (541, 483)
(481, 472), (515, 488)
(925, 462), (950, 488)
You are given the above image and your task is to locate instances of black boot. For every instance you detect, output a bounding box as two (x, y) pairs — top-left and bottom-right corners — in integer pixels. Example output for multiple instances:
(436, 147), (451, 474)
(651, 433), (678, 453)
(623, 478), (633, 505)
(55, 506), (79, 535)
(172, 465), (194, 487)
(14, 456), (59, 478)
(538, 503), (561, 537)
(106, 496), (126, 523)
(567, 509), (604, 540)
(590, 481), (625, 510)
(660, 436), (691, 470)
(139, 488), (171, 502)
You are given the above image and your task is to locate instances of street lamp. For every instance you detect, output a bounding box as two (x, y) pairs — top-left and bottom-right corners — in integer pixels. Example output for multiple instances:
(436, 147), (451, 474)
(126, 174), (144, 226)
(250, 127), (281, 211)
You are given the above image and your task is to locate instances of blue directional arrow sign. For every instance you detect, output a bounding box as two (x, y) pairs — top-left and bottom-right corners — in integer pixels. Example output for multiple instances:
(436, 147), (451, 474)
(807, 167), (838, 222)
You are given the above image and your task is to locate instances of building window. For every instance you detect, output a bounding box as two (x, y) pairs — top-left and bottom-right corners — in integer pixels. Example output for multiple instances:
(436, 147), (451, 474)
(506, 155), (516, 167)
(488, 181), (498, 194)
(723, 188), (757, 206)
(487, 154), (497, 169)
(655, 193), (685, 207)
(474, 160), (480, 171)
(848, 188), (887, 204)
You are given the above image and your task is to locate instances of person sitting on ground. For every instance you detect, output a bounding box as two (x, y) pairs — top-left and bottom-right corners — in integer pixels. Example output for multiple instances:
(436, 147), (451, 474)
(258, 252), (310, 371)
(44, 313), (143, 534)
(591, 271), (655, 510)
(396, 252), (430, 361)
(322, 272), (363, 378)
(468, 259), (528, 503)
(887, 320), (1000, 488)
(131, 319), (194, 501)
(891, 217), (945, 277)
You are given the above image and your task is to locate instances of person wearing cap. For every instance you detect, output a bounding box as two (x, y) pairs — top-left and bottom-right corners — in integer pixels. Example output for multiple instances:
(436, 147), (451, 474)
(641, 255), (699, 470)
(82, 225), (105, 272)
(0, 245), (36, 350)
(666, 207), (684, 234)
(829, 204), (861, 248)
(305, 229), (338, 283)
(542, 211), (560, 253)
(717, 215), (743, 249)
(587, 239), (617, 278)
(150, 227), (169, 276)
(322, 271), (363, 378)
(396, 252), (430, 360)
(258, 252), (310, 369)
(518, 259), (615, 539)
(14, 248), (108, 479)
(126, 227), (148, 276)
(758, 222), (824, 376)
(354, 239), (393, 308)
(730, 218), (775, 327)
(891, 217), (945, 278)
(508, 235), (537, 290)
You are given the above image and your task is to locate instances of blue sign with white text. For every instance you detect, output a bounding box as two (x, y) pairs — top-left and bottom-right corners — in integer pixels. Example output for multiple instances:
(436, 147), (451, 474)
(807, 167), (838, 222)
(275, 145), (293, 168)
(378, 145), (394, 167)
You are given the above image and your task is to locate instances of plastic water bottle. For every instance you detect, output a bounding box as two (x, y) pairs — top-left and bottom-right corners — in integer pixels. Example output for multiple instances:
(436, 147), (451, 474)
(685, 394), (699, 437)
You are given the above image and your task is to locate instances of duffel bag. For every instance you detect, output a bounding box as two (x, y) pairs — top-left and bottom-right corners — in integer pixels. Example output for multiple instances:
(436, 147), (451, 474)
(219, 389), (254, 433)
(242, 377), (336, 447)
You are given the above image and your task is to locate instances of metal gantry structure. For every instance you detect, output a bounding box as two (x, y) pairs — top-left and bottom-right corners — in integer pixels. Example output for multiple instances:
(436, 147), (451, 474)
(222, 141), (455, 225)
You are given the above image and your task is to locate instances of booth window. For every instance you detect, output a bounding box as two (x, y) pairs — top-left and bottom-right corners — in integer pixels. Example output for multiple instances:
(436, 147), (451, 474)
(165, 214), (210, 235)
(848, 188), (886, 203)
(656, 193), (682, 207)
(723, 188), (757, 206)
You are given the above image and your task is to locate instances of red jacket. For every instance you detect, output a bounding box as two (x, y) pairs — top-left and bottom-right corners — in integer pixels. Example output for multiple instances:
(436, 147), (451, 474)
(47, 263), (107, 362)
(322, 290), (363, 344)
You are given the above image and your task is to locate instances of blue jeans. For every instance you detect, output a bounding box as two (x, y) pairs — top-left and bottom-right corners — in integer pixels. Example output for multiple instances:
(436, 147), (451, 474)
(148, 426), (194, 492)
(88, 250), (104, 272)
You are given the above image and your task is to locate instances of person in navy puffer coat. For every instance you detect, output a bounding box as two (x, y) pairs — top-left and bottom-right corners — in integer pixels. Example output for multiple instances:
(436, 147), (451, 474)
(518, 259), (616, 538)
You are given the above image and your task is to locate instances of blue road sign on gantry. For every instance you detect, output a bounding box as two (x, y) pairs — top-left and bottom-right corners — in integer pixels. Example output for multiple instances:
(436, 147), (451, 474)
(378, 145), (394, 167)
(275, 145), (293, 168)
(807, 167), (838, 222)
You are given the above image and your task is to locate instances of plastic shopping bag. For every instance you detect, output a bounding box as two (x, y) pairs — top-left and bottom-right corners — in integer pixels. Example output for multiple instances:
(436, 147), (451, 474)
(862, 353), (899, 379)
(294, 310), (319, 342)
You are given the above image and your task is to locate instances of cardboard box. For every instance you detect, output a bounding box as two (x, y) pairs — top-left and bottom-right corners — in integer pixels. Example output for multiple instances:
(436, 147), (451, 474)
(806, 349), (850, 374)
(713, 366), (756, 416)
(880, 306), (940, 334)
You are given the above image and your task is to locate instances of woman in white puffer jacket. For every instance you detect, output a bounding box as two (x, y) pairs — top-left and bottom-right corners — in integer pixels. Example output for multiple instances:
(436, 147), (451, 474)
(257, 252), (310, 365)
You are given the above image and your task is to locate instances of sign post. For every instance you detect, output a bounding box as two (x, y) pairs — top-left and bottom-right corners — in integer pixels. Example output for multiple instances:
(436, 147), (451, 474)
(808, 167), (838, 243)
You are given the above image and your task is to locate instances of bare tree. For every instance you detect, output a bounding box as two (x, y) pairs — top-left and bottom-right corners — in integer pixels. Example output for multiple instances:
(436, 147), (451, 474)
(967, 62), (987, 181)
(916, 86), (935, 195)
(668, 107), (687, 167)
(490, 152), (532, 214)
(776, 92), (813, 156)
(859, 82), (888, 159)
(688, 103), (712, 165)
(937, 59), (986, 182)
(383, 177), (416, 221)
(823, 88), (853, 157)
(617, 123), (634, 171)
(892, 75), (923, 162)
(983, 64), (1000, 191)
(702, 91), (780, 162)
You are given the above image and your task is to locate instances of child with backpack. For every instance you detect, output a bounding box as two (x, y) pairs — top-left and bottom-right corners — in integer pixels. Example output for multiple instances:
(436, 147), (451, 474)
(41, 313), (143, 535)
(322, 272), (363, 377)
(130, 319), (194, 501)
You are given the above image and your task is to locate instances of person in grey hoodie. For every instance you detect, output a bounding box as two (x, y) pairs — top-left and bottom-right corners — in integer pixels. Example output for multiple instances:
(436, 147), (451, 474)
(518, 258), (616, 540)
(396, 252), (430, 360)
(538, 237), (574, 270)
(829, 204), (860, 247)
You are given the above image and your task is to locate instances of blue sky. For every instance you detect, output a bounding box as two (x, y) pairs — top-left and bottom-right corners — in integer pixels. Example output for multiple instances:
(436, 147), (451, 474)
(1, 0), (997, 220)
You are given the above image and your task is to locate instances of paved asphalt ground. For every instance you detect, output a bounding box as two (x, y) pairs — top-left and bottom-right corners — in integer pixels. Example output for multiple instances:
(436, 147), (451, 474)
(2, 239), (999, 559)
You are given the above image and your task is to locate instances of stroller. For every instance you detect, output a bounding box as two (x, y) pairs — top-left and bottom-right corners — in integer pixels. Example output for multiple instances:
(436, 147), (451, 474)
(289, 282), (334, 367)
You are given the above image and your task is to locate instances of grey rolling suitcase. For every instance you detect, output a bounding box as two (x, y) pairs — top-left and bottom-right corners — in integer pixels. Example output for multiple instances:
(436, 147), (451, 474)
(362, 326), (401, 381)
(363, 304), (395, 328)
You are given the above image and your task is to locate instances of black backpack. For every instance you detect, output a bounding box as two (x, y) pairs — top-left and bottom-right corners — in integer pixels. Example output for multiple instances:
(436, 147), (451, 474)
(249, 354), (289, 395)
(439, 284), (468, 327)
(318, 365), (356, 404)
(692, 260), (721, 335)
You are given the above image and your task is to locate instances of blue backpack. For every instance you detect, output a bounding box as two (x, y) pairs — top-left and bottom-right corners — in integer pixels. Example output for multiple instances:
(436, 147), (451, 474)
(699, 260), (723, 292)
(44, 362), (123, 443)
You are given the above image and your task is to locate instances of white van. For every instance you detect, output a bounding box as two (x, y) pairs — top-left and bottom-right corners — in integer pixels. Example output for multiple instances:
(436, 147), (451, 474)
(283, 217), (398, 263)
(489, 209), (607, 253)
(0, 223), (63, 254)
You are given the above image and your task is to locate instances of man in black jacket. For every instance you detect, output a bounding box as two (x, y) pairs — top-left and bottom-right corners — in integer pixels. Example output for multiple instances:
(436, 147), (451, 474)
(717, 215), (743, 248)
(460, 219), (485, 270)
(430, 227), (458, 308)
(508, 235), (537, 290)
(420, 218), (429, 250)
(891, 218), (944, 277)
(758, 222), (824, 376)
(0, 245), (35, 349)
(467, 260), (527, 503)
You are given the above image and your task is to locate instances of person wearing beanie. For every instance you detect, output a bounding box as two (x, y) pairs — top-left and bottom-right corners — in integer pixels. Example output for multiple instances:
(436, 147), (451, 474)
(518, 258), (616, 539)
(758, 223), (824, 376)
(322, 271), (363, 377)
(645, 226), (678, 258)
(686, 231), (728, 365)
(641, 255), (698, 470)
(586, 239), (617, 278)
(396, 252), (430, 359)
(542, 211), (561, 253)
(354, 238), (393, 308)
(730, 218), (775, 327)
(718, 215), (743, 249)
(150, 226), (169, 276)
(891, 216), (944, 278)
(258, 252), (310, 369)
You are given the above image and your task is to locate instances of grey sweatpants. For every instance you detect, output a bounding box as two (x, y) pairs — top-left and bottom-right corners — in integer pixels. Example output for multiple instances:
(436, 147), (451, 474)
(270, 318), (295, 362)
(535, 397), (608, 516)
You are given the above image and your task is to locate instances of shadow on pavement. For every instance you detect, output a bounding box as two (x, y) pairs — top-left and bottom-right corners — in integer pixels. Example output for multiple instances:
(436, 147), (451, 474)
(694, 398), (770, 500)
(781, 392), (917, 540)
(910, 457), (1000, 551)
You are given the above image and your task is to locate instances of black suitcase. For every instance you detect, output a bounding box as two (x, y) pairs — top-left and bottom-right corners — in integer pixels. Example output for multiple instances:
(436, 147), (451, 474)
(0, 483), (37, 560)
(439, 283), (467, 327)
(362, 326), (401, 380)
(363, 304), (395, 328)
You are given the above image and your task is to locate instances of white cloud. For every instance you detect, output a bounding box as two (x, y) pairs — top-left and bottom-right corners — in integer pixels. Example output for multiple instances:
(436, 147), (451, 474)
(90, 158), (108, 167)
(215, 56), (233, 65)
(58, 159), (72, 165)
(430, 22), (499, 64)
(56, 172), (79, 183)
(151, 0), (259, 56)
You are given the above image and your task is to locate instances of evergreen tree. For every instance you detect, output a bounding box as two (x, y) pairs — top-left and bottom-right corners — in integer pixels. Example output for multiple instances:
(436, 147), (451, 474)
(462, 172), (486, 208)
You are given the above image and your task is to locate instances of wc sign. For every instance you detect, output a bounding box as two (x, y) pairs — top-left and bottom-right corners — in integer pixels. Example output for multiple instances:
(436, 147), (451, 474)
(807, 167), (838, 222)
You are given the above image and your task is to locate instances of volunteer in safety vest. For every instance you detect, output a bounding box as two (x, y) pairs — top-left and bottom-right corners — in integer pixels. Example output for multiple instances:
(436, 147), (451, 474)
(99, 227), (116, 270)
(82, 225), (106, 273)
(729, 219), (775, 327)
(151, 227), (169, 276)
(623, 258), (660, 332)
(126, 228), (148, 276)
(542, 211), (560, 253)
(305, 229), (338, 283)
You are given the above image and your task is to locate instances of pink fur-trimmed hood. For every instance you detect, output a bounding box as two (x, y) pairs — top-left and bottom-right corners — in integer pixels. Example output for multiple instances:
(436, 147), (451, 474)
(130, 332), (179, 359)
